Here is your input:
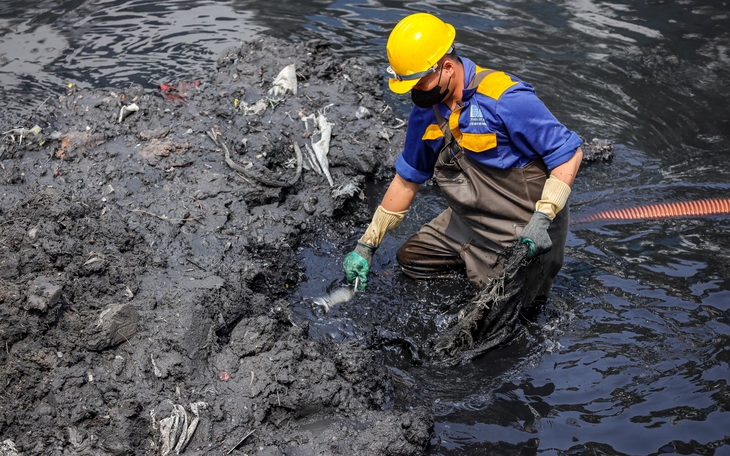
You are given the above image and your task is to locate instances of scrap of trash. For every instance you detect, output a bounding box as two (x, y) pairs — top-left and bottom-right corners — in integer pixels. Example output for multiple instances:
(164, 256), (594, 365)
(300, 107), (335, 187)
(159, 81), (200, 105)
(581, 137), (614, 162)
(151, 401), (208, 455)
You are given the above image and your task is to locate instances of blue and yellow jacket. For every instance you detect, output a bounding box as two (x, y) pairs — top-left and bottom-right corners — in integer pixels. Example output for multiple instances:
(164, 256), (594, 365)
(394, 57), (582, 184)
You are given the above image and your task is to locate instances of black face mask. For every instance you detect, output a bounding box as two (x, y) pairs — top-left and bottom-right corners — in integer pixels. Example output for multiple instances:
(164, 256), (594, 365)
(411, 66), (451, 108)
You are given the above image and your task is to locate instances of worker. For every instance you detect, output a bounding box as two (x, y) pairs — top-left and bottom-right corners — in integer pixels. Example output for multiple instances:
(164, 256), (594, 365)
(343, 12), (583, 307)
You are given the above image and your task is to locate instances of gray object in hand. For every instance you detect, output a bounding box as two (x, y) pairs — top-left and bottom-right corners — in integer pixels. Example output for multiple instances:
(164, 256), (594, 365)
(313, 278), (359, 313)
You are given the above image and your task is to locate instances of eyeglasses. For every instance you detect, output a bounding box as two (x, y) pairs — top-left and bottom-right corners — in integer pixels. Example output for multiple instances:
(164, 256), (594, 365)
(386, 46), (454, 81)
(387, 63), (438, 82)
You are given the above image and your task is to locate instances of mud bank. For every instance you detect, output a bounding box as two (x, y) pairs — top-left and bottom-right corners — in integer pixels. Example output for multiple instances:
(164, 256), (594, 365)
(0, 37), (433, 455)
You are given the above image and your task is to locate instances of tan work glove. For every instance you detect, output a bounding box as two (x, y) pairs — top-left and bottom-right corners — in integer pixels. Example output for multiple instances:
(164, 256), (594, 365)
(535, 174), (572, 220)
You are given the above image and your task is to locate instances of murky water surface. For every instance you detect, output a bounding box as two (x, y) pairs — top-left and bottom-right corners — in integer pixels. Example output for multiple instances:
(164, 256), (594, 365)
(3, 0), (729, 453)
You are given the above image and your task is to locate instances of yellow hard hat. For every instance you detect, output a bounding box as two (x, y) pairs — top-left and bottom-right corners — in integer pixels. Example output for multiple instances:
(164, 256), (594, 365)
(386, 13), (456, 94)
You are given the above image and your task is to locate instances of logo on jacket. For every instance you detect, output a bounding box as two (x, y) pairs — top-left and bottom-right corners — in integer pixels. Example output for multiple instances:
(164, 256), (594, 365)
(469, 105), (487, 126)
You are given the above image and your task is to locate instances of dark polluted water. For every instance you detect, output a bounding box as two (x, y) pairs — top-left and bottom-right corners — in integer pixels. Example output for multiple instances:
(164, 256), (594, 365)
(3, 0), (730, 454)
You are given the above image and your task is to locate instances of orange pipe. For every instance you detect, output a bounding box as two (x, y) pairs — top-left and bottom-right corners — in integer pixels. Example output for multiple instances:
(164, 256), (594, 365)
(573, 198), (730, 224)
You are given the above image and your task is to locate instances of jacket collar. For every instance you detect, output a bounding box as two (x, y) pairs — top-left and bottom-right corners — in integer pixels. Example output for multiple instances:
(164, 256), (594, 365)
(431, 56), (477, 119)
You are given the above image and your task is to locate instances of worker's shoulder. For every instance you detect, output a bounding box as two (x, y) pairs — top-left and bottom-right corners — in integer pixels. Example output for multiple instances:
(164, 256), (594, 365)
(472, 65), (533, 101)
(477, 73), (529, 101)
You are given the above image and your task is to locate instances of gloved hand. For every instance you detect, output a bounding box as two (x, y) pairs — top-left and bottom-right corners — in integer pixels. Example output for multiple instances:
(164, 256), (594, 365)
(520, 174), (572, 257)
(343, 205), (407, 291)
(343, 241), (377, 291)
(519, 211), (552, 257)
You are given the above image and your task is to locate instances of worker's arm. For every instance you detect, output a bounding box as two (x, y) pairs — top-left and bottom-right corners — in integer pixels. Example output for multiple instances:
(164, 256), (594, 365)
(549, 147), (582, 186)
(535, 147), (582, 218)
(381, 173), (421, 212)
(343, 174), (420, 290)
(359, 173), (419, 247)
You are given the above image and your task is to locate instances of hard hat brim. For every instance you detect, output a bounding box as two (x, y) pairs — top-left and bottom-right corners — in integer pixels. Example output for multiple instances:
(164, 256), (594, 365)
(389, 77), (419, 94)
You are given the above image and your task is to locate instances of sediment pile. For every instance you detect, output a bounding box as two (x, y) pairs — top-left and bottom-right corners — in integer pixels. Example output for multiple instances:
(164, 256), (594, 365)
(0, 37), (432, 455)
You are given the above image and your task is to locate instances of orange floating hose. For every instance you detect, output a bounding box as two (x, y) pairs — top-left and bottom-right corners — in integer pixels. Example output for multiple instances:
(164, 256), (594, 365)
(573, 198), (730, 224)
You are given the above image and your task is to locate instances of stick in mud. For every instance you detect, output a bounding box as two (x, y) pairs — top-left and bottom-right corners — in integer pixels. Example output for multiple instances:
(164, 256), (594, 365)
(226, 429), (256, 455)
(130, 209), (199, 223)
(206, 127), (302, 188)
(186, 258), (205, 271)
(27, 94), (52, 122)
(274, 372), (281, 406)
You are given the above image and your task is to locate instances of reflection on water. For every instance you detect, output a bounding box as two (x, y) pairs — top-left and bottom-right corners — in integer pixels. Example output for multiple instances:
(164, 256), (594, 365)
(3, 0), (730, 454)
(0, 22), (68, 78)
(565, 0), (665, 41)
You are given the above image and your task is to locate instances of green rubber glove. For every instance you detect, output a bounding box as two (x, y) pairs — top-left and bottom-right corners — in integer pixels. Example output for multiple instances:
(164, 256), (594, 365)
(343, 242), (376, 291)
(518, 211), (552, 258)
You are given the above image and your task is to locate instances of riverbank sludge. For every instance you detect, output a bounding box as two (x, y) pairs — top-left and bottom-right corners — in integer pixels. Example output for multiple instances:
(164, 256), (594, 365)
(0, 37), (433, 455)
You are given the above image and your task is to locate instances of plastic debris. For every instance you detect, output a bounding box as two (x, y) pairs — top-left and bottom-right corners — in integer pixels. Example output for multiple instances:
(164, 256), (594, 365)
(313, 278), (359, 313)
(160, 81), (200, 105)
(332, 181), (360, 199)
(118, 103), (139, 123)
(301, 109), (335, 187)
(302, 142), (321, 174)
(3, 125), (43, 146)
(153, 401), (208, 456)
(239, 99), (268, 115)
(219, 371), (230, 381)
(433, 243), (530, 363)
(267, 64), (297, 98)
(312, 113), (334, 187)
(355, 106), (371, 119)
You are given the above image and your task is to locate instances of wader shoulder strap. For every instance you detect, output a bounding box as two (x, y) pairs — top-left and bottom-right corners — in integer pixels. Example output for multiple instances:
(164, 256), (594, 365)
(432, 69), (496, 139)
